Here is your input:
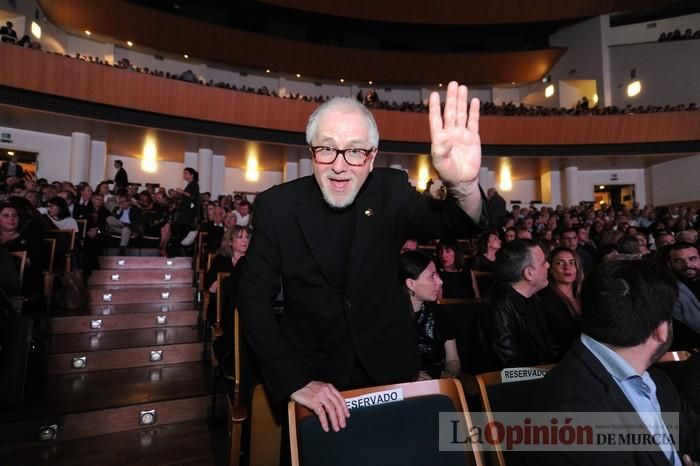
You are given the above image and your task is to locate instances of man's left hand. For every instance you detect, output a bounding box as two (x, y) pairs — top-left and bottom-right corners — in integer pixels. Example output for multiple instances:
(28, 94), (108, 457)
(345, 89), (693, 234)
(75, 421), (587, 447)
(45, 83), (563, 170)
(429, 81), (481, 185)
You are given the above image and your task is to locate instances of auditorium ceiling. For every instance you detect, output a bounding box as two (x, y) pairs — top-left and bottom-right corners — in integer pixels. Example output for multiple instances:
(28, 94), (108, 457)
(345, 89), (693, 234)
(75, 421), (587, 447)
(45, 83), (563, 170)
(0, 104), (692, 181)
(38, 0), (696, 86)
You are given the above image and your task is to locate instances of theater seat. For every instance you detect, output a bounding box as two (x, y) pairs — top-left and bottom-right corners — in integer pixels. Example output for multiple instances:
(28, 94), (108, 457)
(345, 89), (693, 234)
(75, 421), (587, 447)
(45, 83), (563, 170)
(289, 379), (483, 466)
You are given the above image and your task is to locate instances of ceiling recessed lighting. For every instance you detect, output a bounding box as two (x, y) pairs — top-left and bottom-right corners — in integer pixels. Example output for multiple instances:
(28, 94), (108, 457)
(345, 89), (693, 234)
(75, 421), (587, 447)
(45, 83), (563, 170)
(599, 185), (605, 189)
(296, 73), (301, 78)
(368, 81), (373, 85)
(127, 41), (133, 47)
(265, 69), (270, 73)
(438, 83), (443, 87)
(183, 54), (189, 59)
(7, 151), (15, 156)
(84, 30), (91, 36)
(340, 78), (344, 83)
(511, 81), (516, 85)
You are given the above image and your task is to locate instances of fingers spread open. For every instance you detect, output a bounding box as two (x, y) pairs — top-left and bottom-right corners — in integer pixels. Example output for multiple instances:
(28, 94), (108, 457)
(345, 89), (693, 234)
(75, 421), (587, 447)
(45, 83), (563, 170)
(456, 85), (468, 128)
(428, 91), (443, 141)
(443, 81), (459, 129)
(468, 97), (480, 134)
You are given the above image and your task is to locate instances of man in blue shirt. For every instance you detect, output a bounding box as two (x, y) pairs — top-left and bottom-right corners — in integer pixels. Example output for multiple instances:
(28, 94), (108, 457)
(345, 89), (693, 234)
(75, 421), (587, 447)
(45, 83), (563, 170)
(534, 260), (700, 465)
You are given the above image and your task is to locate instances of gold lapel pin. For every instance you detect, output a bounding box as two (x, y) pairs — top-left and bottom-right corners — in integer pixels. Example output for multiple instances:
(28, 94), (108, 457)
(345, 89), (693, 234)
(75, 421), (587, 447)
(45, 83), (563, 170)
(364, 208), (374, 217)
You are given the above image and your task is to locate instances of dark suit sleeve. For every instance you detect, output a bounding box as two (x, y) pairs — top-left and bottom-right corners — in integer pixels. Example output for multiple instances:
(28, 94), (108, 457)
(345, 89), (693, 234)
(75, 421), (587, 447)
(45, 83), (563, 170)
(394, 171), (489, 241)
(237, 192), (311, 403)
(485, 302), (526, 368)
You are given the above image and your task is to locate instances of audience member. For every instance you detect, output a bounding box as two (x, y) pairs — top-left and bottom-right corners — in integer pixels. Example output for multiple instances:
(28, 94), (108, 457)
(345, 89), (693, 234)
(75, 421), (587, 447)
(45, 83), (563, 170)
(399, 250), (460, 380)
(482, 239), (557, 368)
(113, 160), (128, 190)
(106, 194), (141, 255)
(560, 228), (594, 274)
(436, 239), (476, 299)
(44, 196), (78, 231)
(238, 83), (487, 433)
(538, 246), (582, 357)
(471, 230), (501, 273)
(534, 260), (700, 465)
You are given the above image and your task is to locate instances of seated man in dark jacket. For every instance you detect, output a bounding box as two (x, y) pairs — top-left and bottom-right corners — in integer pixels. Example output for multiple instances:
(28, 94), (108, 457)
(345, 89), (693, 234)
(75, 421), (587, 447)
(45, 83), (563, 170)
(482, 239), (557, 368)
(106, 194), (142, 254)
(534, 260), (700, 465)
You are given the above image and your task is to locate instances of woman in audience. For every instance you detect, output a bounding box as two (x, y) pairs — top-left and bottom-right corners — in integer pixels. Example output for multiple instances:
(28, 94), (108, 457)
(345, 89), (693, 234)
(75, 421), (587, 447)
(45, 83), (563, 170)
(44, 196), (78, 231)
(471, 231), (501, 273)
(537, 246), (582, 357)
(204, 226), (251, 323)
(172, 167), (200, 251)
(0, 202), (42, 293)
(400, 250), (461, 380)
(435, 239), (476, 299)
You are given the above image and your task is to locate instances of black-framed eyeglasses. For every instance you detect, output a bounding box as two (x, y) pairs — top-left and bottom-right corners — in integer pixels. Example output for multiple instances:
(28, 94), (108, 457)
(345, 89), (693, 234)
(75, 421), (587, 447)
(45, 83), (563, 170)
(309, 145), (375, 167)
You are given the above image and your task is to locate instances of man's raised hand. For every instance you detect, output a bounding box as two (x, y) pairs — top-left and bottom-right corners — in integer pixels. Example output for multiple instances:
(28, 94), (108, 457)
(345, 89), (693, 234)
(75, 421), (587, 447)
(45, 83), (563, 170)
(428, 81), (481, 185)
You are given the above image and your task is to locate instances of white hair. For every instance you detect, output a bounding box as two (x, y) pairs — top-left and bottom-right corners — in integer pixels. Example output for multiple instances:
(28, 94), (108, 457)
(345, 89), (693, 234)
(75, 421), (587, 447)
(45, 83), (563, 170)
(305, 97), (379, 148)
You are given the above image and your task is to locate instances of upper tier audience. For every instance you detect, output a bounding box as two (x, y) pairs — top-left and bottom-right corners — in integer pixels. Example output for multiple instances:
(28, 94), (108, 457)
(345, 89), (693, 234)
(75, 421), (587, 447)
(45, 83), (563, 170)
(5, 39), (698, 117)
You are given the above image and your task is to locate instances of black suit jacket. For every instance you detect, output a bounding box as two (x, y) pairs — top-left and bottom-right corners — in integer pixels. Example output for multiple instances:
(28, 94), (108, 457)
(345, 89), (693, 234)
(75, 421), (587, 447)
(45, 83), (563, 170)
(238, 168), (486, 403)
(533, 340), (700, 465)
(114, 167), (128, 188)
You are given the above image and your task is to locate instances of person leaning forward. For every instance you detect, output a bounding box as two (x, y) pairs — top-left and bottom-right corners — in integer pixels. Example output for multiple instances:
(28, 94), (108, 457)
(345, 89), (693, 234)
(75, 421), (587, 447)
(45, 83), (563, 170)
(238, 81), (491, 433)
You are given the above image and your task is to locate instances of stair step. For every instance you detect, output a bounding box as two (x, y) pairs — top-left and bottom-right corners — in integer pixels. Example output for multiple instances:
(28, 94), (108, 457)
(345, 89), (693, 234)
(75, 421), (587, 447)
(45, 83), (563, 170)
(88, 269), (193, 285)
(0, 395), (213, 447)
(49, 326), (202, 354)
(87, 284), (194, 304)
(48, 327), (203, 374)
(1, 363), (212, 422)
(98, 256), (192, 270)
(51, 309), (199, 333)
(0, 420), (225, 466)
(55, 302), (198, 317)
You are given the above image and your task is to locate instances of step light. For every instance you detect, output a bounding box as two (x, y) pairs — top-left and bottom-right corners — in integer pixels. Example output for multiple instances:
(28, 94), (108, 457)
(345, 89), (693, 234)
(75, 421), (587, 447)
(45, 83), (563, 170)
(117, 259), (126, 266)
(39, 424), (58, 441)
(90, 319), (102, 329)
(161, 292), (170, 300)
(111, 274), (120, 281)
(165, 259), (173, 266)
(150, 350), (163, 362)
(164, 273), (172, 281)
(139, 409), (157, 425)
(72, 356), (87, 369)
(102, 293), (113, 302)
(160, 305), (170, 312)
(156, 315), (167, 325)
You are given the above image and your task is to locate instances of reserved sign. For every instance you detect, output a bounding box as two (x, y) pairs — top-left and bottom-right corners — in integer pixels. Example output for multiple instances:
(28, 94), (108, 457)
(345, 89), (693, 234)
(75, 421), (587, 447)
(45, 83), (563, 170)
(501, 367), (549, 383)
(345, 388), (404, 410)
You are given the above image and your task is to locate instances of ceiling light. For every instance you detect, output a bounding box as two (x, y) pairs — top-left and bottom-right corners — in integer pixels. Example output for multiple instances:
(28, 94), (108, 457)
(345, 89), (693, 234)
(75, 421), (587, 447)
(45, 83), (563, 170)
(127, 41), (133, 47)
(183, 54), (188, 59)
(265, 69), (270, 73)
(592, 94), (599, 104)
(368, 81), (373, 85)
(599, 185), (605, 189)
(296, 73), (301, 78)
(438, 83), (443, 87)
(627, 80), (641, 97)
(7, 151), (14, 156)
(511, 82), (516, 85)
(340, 78), (344, 83)
(84, 30), (91, 36)
(545, 84), (555, 98)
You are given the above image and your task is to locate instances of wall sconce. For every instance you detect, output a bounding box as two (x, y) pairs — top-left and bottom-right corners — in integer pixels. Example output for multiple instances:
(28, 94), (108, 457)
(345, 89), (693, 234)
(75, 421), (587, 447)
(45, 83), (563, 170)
(141, 136), (158, 173)
(499, 164), (513, 192)
(245, 151), (260, 182)
(627, 80), (641, 97)
(544, 84), (555, 98)
(417, 155), (430, 191)
(31, 21), (42, 39)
